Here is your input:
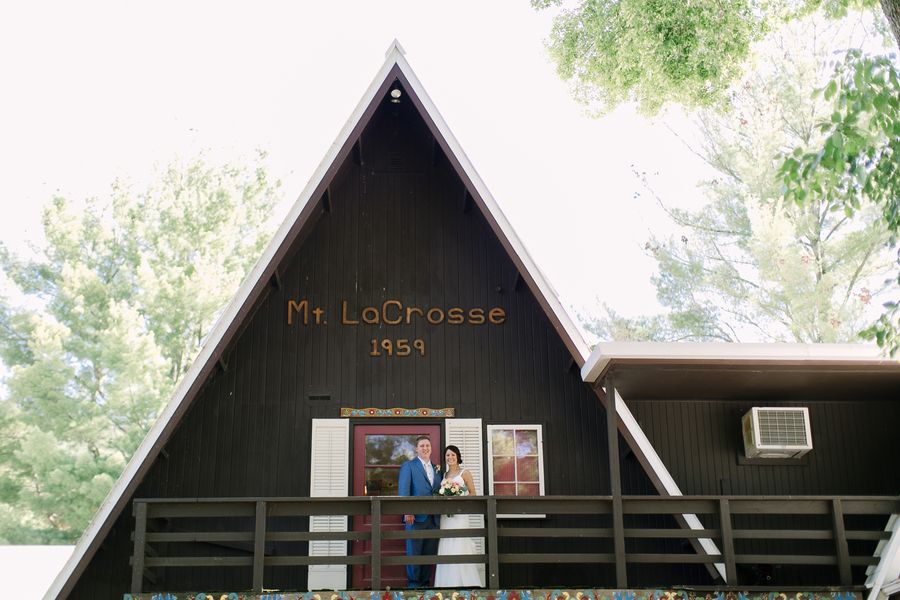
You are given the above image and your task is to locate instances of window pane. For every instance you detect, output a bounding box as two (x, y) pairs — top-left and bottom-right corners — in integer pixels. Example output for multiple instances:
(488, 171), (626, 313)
(492, 456), (515, 482)
(491, 429), (514, 456)
(364, 467), (401, 496)
(494, 483), (517, 495)
(489, 425), (545, 503)
(366, 434), (417, 466)
(517, 483), (541, 496)
(516, 456), (539, 482)
(515, 430), (538, 457)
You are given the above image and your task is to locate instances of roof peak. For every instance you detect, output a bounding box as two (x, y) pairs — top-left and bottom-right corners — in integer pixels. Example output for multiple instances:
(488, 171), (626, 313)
(384, 38), (407, 59)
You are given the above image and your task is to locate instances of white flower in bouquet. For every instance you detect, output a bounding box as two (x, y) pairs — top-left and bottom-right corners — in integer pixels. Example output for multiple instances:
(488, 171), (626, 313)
(435, 480), (468, 497)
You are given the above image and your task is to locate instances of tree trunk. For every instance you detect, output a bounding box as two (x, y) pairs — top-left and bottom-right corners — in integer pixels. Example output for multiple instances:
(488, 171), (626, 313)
(882, 0), (900, 49)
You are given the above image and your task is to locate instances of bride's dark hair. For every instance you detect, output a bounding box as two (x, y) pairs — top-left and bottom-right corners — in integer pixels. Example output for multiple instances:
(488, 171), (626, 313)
(444, 444), (462, 467)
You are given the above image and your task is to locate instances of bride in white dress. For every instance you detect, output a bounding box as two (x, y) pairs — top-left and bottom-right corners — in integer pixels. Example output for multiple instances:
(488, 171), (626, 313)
(434, 445), (484, 588)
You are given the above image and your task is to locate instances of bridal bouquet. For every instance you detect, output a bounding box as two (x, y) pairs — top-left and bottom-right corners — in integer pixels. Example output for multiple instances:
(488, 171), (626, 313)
(434, 480), (468, 497)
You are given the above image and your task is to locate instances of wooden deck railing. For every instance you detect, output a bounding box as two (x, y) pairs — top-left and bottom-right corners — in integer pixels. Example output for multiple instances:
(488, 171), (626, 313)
(130, 495), (900, 594)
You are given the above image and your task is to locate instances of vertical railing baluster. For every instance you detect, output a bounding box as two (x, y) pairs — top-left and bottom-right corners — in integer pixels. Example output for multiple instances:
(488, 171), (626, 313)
(486, 497), (499, 588)
(131, 501), (147, 595)
(611, 495), (627, 587)
(719, 498), (737, 585)
(371, 498), (382, 590)
(606, 374), (628, 588)
(832, 498), (852, 586)
(253, 501), (267, 593)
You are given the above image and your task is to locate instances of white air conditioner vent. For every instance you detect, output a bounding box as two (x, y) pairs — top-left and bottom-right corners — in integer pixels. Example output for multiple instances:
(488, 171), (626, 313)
(742, 407), (812, 459)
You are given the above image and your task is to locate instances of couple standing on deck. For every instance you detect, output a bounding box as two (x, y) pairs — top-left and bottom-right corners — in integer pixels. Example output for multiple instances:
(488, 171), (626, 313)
(397, 435), (484, 589)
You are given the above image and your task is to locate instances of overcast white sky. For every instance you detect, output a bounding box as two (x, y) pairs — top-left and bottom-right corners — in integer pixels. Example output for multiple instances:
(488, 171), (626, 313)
(0, 545), (72, 599)
(0, 1), (712, 331)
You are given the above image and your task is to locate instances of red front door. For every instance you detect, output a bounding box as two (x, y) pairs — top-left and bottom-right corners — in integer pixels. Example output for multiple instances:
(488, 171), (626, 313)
(351, 424), (442, 589)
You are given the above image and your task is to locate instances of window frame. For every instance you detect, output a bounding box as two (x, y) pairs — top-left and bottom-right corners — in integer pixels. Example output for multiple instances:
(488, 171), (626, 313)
(485, 424), (546, 519)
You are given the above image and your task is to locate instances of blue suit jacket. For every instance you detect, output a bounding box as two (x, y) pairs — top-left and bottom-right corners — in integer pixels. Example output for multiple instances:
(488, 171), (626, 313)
(397, 457), (441, 523)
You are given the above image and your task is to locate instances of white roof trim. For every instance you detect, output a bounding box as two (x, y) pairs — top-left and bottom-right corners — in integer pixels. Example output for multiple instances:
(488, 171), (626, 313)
(46, 40), (590, 599)
(613, 388), (727, 581)
(583, 341), (895, 382)
(867, 514), (900, 600)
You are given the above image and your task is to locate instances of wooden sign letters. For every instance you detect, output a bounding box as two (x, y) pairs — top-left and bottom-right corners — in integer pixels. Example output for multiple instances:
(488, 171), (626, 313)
(286, 298), (506, 359)
(287, 299), (506, 326)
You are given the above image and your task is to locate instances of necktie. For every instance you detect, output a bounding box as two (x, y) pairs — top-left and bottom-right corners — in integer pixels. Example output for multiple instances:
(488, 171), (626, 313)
(425, 461), (433, 484)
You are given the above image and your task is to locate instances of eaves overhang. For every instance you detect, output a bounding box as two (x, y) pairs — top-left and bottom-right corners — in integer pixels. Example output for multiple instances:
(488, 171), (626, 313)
(582, 342), (900, 400)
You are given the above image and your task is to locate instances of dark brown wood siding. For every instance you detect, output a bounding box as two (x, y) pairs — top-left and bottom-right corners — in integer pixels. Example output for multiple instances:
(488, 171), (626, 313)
(69, 89), (666, 598)
(66, 90), (897, 598)
(625, 397), (900, 586)
(626, 399), (899, 497)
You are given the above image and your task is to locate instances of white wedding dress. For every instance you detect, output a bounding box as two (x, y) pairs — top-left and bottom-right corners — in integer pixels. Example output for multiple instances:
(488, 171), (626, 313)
(434, 469), (484, 588)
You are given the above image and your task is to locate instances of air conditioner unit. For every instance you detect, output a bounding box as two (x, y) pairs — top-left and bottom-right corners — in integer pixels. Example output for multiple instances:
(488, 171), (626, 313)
(742, 407), (812, 459)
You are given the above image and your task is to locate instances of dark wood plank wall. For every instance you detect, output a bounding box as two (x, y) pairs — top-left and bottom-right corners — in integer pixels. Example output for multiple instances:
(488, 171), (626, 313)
(70, 91), (662, 598)
(625, 399), (899, 496)
(67, 91), (897, 598)
(625, 398), (900, 586)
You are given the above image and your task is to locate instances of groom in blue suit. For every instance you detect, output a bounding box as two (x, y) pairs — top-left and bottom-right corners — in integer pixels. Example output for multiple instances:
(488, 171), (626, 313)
(397, 435), (441, 588)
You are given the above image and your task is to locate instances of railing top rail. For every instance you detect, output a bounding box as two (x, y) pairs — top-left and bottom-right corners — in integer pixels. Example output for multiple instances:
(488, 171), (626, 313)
(132, 494), (900, 503)
(133, 495), (900, 518)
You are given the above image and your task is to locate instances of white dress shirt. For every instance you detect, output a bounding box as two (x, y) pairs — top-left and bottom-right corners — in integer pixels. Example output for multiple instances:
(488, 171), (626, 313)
(419, 457), (434, 485)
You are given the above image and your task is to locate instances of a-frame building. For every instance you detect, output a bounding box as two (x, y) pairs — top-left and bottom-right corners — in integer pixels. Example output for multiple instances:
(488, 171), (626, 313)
(47, 42), (900, 600)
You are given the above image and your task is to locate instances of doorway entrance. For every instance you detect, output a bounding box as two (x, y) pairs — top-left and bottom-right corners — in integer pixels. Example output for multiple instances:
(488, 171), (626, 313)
(351, 424), (442, 589)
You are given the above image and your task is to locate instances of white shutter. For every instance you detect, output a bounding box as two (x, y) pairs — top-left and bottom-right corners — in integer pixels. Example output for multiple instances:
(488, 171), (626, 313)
(445, 418), (485, 587)
(308, 418), (349, 590)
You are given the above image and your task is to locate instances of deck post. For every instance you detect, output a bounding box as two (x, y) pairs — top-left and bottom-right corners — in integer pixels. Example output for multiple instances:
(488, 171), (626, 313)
(719, 498), (737, 584)
(371, 498), (382, 590)
(486, 497), (500, 588)
(606, 373), (628, 587)
(831, 498), (852, 586)
(130, 501), (147, 595)
(253, 500), (267, 593)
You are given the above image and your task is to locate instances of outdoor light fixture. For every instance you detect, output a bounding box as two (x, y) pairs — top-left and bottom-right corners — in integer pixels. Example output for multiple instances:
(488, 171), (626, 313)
(390, 88), (402, 103)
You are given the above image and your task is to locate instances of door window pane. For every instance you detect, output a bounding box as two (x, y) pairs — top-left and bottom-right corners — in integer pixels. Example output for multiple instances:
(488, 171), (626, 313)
(364, 467), (402, 496)
(365, 434), (417, 466)
(363, 434), (426, 497)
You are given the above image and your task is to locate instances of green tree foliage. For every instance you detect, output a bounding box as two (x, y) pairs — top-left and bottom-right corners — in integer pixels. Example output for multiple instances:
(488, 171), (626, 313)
(587, 19), (894, 342)
(781, 52), (900, 353)
(536, 0), (765, 114)
(535, 0), (900, 351)
(533, 0), (887, 114)
(0, 155), (279, 542)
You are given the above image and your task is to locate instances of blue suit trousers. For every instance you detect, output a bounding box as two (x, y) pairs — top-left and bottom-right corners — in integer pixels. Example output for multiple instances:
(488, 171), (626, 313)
(405, 514), (438, 588)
